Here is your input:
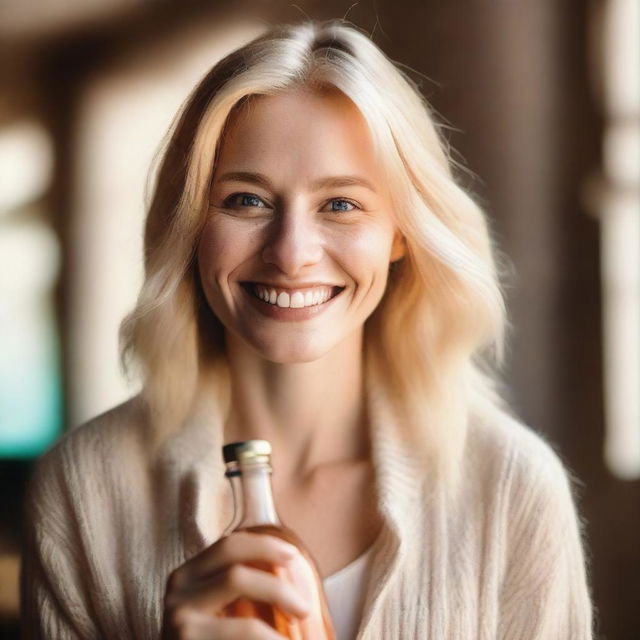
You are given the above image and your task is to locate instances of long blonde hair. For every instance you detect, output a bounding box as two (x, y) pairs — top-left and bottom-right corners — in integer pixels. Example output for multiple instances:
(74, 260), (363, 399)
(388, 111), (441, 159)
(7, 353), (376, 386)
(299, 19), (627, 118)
(120, 19), (514, 492)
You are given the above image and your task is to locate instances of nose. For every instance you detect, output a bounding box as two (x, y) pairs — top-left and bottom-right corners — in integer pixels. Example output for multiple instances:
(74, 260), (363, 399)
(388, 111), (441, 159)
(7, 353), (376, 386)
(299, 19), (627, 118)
(261, 206), (323, 274)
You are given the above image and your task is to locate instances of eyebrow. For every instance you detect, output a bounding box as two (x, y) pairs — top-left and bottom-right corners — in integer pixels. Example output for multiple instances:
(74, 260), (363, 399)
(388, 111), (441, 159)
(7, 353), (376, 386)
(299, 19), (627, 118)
(216, 171), (377, 193)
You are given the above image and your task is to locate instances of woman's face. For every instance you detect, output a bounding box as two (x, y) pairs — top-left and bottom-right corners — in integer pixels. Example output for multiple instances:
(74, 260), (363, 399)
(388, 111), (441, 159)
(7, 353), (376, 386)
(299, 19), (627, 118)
(198, 87), (405, 363)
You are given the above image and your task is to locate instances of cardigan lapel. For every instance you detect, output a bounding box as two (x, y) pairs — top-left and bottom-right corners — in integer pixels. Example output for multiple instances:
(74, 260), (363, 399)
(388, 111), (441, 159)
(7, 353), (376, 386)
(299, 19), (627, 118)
(356, 367), (427, 639)
(159, 362), (427, 638)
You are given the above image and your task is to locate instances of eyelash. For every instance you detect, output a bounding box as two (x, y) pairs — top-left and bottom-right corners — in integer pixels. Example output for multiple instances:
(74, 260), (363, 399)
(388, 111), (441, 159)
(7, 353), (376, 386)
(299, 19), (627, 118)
(222, 192), (360, 213)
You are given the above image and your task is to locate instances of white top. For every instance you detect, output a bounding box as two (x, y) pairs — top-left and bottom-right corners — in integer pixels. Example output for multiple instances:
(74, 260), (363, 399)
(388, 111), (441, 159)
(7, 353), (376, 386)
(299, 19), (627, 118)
(323, 544), (376, 640)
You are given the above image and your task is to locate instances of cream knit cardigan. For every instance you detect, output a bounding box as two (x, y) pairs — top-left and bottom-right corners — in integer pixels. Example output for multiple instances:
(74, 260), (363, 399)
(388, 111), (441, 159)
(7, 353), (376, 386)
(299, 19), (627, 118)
(20, 372), (594, 639)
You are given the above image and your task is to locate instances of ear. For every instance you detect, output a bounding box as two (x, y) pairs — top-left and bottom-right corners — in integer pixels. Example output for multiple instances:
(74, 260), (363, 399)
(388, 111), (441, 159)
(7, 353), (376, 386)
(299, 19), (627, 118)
(390, 229), (407, 263)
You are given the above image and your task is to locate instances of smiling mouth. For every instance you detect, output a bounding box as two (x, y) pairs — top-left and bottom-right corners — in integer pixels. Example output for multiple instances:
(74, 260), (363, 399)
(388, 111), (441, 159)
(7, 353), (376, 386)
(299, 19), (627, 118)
(240, 282), (345, 308)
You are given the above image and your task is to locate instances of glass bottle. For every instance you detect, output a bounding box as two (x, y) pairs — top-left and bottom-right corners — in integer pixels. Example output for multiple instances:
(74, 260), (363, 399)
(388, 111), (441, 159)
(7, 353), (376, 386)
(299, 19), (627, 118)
(220, 439), (336, 639)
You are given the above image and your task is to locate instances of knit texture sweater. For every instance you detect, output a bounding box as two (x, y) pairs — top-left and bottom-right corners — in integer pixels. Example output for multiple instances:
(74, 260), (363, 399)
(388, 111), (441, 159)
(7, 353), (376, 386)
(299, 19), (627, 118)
(20, 372), (594, 639)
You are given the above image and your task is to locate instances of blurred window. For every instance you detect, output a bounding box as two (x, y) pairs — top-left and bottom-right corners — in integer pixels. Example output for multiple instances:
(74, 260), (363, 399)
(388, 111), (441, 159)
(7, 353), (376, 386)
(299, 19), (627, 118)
(598, 0), (640, 479)
(0, 121), (62, 457)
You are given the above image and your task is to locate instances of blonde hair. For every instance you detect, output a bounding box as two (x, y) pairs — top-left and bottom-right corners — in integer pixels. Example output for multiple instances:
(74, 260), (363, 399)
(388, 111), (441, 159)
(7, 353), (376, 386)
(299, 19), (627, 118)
(120, 19), (514, 492)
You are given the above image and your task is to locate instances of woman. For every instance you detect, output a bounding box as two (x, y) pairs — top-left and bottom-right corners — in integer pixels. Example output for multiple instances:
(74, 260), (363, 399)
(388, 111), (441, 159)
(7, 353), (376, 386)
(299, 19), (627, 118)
(21, 19), (594, 640)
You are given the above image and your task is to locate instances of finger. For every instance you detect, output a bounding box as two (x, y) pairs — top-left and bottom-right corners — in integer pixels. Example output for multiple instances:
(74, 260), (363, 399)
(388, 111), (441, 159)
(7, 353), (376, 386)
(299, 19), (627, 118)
(174, 609), (287, 640)
(179, 531), (299, 584)
(188, 563), (310, 620)
(210, 616), (289, 640)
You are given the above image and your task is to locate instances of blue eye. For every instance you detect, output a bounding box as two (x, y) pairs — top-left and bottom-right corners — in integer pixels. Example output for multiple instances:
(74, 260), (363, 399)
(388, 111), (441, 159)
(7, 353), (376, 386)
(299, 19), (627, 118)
(224, 193), (267, 208)
(222, 193), (359, 213)
(327, 199), (358, 212)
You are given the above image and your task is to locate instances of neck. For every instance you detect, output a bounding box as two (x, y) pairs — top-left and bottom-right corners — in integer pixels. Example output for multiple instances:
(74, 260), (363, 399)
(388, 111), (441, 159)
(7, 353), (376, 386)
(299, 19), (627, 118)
(221, 328), (370, 479)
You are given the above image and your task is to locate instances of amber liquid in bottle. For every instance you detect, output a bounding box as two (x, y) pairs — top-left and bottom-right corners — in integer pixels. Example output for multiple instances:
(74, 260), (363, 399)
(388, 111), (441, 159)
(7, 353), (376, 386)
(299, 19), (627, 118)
(219, 441), (335, 640)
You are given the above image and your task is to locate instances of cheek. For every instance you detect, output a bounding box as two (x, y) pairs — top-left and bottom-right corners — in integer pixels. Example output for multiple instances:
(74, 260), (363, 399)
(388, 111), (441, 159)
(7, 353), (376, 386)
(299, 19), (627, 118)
(197, 218), (252, 279)
(339, 223), (394, 274)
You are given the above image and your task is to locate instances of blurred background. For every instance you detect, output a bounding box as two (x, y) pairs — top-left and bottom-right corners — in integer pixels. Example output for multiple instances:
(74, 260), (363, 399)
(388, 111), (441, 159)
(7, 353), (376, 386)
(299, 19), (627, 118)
(0, 0), (638, 637)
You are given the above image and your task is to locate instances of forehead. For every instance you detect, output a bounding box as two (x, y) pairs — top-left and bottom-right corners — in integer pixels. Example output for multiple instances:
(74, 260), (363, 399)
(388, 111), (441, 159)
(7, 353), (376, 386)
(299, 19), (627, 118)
(225, 86), (365, 134)
(215, 87), (383, 180)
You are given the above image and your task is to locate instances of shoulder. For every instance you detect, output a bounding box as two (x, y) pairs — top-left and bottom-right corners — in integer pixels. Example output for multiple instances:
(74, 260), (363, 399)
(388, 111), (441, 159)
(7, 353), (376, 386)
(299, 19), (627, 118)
(465, 404), (584, 530)
(32, 394), (147, 474)
(25, 395), (150, 517)
(467, 403), (576, 484)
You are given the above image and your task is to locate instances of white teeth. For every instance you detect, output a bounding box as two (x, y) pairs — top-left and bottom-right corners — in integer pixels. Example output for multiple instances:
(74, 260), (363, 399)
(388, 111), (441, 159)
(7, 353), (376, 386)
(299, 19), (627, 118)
(252, 284), (338, 308)
(290, 292), (305, 308)
(276, 291), (290, 307)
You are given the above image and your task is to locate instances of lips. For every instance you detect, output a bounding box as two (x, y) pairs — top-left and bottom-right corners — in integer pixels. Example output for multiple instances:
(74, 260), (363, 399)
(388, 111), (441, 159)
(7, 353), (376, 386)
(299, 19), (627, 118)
(241, 281), (343, 292)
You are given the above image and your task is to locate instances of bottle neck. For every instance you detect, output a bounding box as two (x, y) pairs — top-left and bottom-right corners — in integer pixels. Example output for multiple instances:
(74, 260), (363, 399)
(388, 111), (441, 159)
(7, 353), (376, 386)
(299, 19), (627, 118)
(227, 461), (280, 529)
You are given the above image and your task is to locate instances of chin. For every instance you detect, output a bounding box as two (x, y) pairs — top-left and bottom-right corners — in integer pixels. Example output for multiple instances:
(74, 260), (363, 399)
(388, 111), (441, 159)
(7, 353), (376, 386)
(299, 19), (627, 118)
(246, 333), (336, 364)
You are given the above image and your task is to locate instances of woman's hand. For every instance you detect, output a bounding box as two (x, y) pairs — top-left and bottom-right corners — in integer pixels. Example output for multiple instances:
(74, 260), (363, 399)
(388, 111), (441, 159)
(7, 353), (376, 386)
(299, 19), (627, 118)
(160, 530), (310, 640)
